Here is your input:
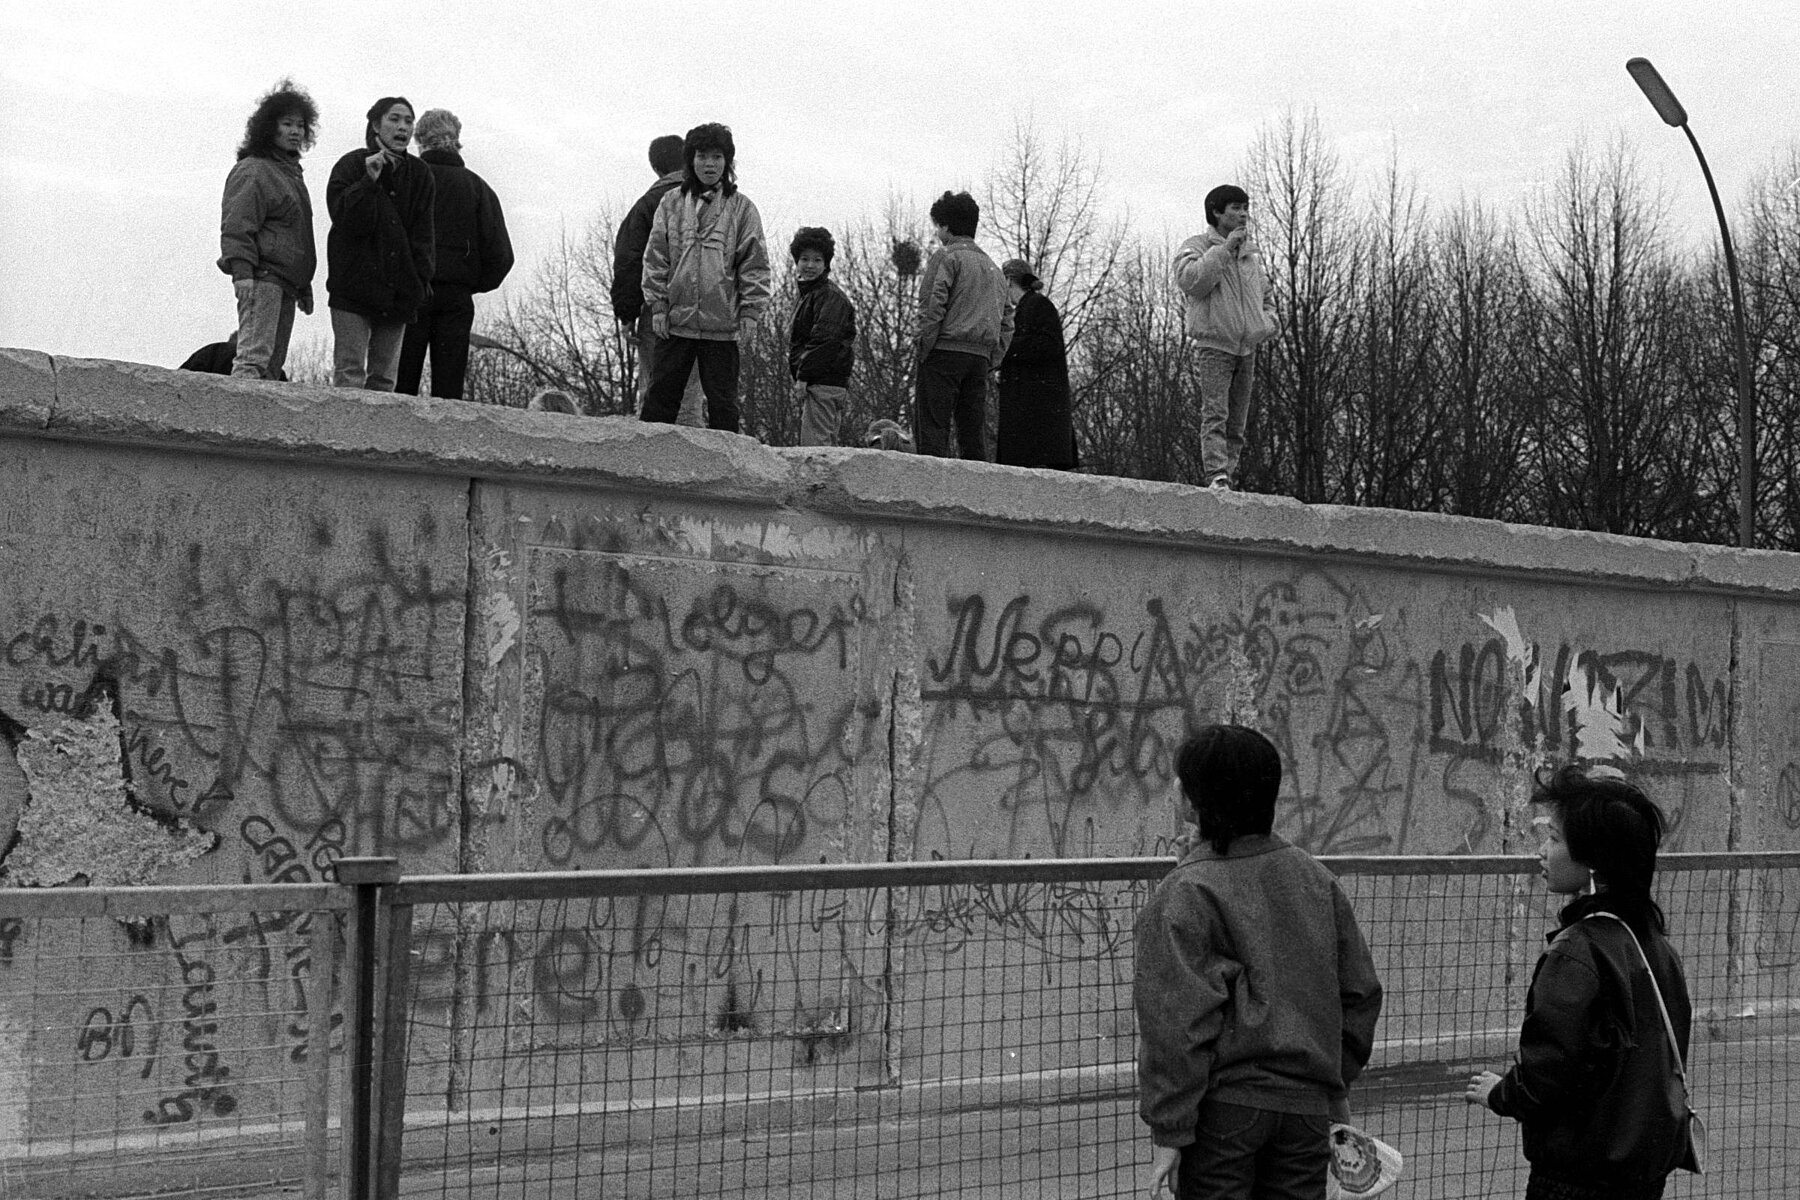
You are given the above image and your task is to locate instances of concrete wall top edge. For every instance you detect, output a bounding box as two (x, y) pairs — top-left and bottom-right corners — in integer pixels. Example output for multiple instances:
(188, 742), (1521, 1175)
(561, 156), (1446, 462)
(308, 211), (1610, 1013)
(7, 348), (1798, 597)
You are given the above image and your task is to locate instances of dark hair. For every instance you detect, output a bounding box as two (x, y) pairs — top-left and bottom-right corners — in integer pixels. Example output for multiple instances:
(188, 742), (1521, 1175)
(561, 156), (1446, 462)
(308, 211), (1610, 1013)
(928, 190), (980, 238)
(789, 226), (836, 265)
(364, 97), (413, 151)
(1176, 725), (1281, 855)
(682, 122), (737, 197)
(1204, 184), (1249, 227)
(648, 134), (685, 176)
(1533, 765), (1668, 934)
(236, 78), (320, 160)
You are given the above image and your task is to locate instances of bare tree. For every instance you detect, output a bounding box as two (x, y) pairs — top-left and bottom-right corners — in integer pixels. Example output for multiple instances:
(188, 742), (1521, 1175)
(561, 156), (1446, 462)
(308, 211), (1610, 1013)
(983, 116), (1126, 361)
(1522, 141), (1706, 537)
(1238, 109), (1363, 502)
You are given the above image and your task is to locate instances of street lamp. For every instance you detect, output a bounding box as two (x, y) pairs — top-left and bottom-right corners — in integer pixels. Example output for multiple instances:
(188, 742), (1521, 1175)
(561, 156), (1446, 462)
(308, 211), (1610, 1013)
(1627, 56), (1757, 549)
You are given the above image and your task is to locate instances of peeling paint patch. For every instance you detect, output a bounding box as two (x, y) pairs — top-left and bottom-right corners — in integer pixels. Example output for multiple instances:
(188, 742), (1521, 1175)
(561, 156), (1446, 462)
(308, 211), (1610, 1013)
(1, 703), (216, 888)
(480, 590), (521, 672)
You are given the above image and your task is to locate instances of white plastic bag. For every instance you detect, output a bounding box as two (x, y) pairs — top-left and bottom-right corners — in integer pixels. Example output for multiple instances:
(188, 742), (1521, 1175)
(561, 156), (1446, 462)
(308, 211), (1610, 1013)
(1325, 1122), (1403, 1198)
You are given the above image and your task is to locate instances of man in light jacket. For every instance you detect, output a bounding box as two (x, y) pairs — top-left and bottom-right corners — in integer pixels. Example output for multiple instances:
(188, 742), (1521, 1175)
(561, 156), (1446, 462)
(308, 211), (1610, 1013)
(1173, 185), (1279, 490)
(913, 190), (1014, 460)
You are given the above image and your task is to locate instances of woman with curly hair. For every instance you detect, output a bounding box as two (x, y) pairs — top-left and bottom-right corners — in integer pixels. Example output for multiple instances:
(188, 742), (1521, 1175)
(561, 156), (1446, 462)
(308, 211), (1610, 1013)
(217, 79), (320, 380)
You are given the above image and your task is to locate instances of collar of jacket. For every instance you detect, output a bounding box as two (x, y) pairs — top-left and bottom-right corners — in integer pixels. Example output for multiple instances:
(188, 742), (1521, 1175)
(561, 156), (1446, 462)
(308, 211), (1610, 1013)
(1175, 831), (1292, 867)
(798, 272), (832, 293)
(421, 148), (465, 167)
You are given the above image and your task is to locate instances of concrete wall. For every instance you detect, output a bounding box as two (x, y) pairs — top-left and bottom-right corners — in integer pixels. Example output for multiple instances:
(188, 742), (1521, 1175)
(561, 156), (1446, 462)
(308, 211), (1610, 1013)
(4, 349), (1800, 1157)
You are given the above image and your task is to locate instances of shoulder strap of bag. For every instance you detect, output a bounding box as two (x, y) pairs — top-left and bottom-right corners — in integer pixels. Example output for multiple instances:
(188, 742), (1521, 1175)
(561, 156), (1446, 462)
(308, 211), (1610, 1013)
(1584, 912), (1688, 1082)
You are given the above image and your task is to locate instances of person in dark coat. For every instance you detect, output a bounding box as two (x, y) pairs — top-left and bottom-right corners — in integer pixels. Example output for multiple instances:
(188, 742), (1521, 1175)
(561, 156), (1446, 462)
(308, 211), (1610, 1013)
(612, 134), (703, 425)
(325, 96), (435, 391)
(996, 259), (1077, 469)
(396, 109), (514, 399)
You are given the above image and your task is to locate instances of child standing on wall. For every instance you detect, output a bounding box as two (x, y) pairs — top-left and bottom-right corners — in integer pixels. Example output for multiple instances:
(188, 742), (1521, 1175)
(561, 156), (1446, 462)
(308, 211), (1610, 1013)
(1466, 766), (1699, 1200)
(1172, 185), (1279, 491)
(1136, 725), (1383, 1198)
(787, 227), (856, 446)
(640, 122), (772, 434)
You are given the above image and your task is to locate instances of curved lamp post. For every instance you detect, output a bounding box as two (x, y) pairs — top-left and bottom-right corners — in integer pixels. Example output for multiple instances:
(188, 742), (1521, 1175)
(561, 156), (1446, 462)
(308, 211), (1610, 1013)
(1626, 57), (1756, 548)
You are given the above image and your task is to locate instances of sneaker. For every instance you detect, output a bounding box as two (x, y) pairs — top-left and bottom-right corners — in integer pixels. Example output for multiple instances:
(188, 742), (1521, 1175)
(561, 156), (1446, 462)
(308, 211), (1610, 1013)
(1208, 475), (1232, 491)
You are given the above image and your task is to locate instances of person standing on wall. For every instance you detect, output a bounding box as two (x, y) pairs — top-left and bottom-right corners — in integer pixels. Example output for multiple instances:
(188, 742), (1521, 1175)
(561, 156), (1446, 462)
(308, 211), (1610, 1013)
(787, 226), (857, 446)
(995, 258), (1076, 469)
(639, 122), (771, 433)
(396, 109), (513, 400)
(217, 78), (319, 381)
(326, 97), (435, 391)
(612, 133), (705, 426)
(1172, 184), (1279, 490)
(913, 190), (1013, 460)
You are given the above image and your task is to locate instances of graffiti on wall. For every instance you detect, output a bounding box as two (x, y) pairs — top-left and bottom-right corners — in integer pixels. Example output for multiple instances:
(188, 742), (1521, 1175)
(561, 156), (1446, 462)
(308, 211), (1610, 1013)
(916, 569), (1426, 856)
(521, 550), (882, 870)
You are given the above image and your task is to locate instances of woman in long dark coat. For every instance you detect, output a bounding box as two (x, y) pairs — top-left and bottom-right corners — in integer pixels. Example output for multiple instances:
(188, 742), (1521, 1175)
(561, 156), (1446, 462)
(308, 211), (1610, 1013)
(996, 259), (1077, 469)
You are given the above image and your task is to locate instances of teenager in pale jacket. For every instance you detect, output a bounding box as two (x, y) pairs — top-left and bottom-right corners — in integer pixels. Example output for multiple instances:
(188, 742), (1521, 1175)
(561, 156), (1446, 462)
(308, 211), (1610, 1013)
(1173, 184), (1279, 490)
(639, 122), (772, 434)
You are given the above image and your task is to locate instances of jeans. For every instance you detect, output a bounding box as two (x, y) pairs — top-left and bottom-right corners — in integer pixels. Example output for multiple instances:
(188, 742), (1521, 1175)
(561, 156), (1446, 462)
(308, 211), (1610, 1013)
(915, 348), (989, 460)
(634, 313), (705, 427)
(230, 280), (296, 380)
(797, 382), (848, 446)
(396, 285), (474, 398)
(1195, 346), (1255, 483)
(641, 335), (739, 431)
(331, 309), (406, 391)
(1176, 1100), (1330, 1200)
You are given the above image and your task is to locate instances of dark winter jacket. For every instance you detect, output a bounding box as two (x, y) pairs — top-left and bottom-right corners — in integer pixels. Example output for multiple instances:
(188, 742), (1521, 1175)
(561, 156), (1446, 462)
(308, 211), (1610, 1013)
(418, 148), (513, 294)
(1135, 834), (1383, 1148)
(1488, 894), (1695, 1186)
(325, 148), (436, 322)
(218, 152), (316, 297)
(610, 170), (683, 323)
(996, 289), (1075, 469)
(788, 274), (856, 387)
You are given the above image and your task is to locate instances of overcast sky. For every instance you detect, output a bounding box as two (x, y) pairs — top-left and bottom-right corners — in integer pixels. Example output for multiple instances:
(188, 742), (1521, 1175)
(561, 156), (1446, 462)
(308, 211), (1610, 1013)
(2, 1), (1795, 368)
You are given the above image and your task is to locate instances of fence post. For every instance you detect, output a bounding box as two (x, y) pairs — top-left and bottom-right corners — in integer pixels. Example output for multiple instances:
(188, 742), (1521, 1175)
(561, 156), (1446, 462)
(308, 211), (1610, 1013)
(337, 857), (400, 1200)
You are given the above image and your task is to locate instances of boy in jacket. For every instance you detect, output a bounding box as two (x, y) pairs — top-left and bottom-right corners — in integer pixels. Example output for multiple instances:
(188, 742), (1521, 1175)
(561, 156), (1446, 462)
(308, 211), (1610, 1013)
(613, 134), (704, 426)
(639, 123), (772, 434)
(1136, 725), (1382, 1199)
(325, 97), (436, 391)
(913, 191), (1014, 460)
(1173, 185), (1279, 490)
(787, 226), (856, 446)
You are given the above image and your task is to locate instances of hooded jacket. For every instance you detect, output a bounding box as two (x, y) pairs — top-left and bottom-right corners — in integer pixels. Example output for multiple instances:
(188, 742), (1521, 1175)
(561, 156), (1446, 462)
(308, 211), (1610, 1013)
(1135, 834), (1383, 1148)
(788, 273), (856, 387)
(325, 147), (436, 323)
(1172, 227), (1279, 355)
(611, 170), (683, 323)
(417, 148), (513, 294)
(914, 236), (1014, 364)
(218, 153), (317, 297)
(1488, 894), (1695, 1185)
(642, 187), (773, 340)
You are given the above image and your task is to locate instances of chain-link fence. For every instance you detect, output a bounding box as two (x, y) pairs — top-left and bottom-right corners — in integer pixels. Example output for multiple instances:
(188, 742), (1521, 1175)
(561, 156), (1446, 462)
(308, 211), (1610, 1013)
(0, 882), (344, 1200)
(4, 854), (1795, 1199)
(377, 854), (1800, 1200)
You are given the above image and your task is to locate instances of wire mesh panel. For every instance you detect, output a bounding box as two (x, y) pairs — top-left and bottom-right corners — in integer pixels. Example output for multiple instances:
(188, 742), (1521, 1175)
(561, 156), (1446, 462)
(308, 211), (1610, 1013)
(384, 856), (1800, 1200)
(0, 887), (342, 1200)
